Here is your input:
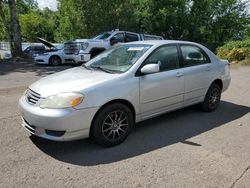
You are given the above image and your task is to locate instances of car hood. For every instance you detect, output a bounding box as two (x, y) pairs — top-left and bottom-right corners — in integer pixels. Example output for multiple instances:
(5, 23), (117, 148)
(37, 37), (55, 48)
(29, 67), (119, 97)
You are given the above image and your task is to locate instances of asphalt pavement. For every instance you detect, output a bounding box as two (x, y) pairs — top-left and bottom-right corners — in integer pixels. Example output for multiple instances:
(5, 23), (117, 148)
(0, 61), (249, 188)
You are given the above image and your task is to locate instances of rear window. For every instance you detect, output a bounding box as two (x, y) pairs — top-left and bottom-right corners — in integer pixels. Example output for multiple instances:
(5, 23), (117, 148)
(180, 45), (211, 67)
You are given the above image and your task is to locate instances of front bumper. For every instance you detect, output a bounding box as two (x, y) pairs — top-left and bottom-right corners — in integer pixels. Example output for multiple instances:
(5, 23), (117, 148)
(34, 56), (49, 64)
(64, 54), (91, 64)
(19, 95), (99, 141)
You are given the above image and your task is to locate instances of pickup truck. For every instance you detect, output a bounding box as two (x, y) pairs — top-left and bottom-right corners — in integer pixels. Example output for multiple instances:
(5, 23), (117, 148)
(63, 30), (163, 65)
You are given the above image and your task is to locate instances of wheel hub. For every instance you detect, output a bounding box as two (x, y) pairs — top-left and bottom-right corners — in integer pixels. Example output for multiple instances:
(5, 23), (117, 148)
(102, 111), (128, 140)
(112, 121), (119, 130)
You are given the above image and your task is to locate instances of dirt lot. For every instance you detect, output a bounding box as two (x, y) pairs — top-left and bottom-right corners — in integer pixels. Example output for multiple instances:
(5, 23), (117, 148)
(0, 61), (249, 188)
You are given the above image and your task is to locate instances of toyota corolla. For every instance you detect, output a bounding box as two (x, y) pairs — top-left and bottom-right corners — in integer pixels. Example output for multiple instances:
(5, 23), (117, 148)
(19, 40), (231, 146)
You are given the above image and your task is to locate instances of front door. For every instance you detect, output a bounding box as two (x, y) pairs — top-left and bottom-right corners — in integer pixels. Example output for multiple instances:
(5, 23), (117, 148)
(139, 45), (184, 119)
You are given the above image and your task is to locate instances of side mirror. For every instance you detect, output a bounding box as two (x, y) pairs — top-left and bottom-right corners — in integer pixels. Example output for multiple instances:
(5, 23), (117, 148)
(110, 37), (118, 45)
(140, 64), (160, 75)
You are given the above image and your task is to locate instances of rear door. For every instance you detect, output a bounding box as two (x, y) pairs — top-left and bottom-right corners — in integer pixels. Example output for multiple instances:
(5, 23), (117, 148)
(139, 45), (184, 119)
(125, 32), (140, 42)
(179, 44), (213, 106)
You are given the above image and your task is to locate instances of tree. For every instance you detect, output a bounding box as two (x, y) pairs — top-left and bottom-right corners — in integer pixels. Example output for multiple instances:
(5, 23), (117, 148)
(0, 1), (11, 42)
(187, 0), (250, 50)
(8, 0), (22, 56)
(0, 0), (22, 57)
(56, 0), (138, 41)
(20, 8), (56, 42)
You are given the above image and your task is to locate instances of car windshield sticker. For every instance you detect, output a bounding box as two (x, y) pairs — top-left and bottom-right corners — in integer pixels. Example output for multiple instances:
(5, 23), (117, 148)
(127, 47), (144, 51)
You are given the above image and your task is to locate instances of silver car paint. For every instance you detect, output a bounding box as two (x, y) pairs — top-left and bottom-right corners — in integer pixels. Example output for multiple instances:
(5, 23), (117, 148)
(19, 40), (231, 141)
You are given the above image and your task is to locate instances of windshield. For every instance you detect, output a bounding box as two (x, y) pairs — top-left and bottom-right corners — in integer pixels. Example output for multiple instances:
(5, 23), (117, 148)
(84, 44), (152, 73)
(56, 44), (64, 50)
(92, 32), (112, 40)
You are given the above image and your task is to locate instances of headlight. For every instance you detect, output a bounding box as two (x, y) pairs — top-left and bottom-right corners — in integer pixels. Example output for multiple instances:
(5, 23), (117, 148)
(81, 42), (89, 50)
(40, 92), (84, 109)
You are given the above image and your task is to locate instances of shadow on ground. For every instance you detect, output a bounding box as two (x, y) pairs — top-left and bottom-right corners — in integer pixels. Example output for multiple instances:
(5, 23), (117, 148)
(31, 101), (250, 166)
(0, 61), (71, 76)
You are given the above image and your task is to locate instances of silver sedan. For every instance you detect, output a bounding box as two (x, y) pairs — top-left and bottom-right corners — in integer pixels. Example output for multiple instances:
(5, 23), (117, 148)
(19, 40), (231, 146)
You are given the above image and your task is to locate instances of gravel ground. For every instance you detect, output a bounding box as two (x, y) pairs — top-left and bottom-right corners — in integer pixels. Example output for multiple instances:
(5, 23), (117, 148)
(0, 61), (249, 188)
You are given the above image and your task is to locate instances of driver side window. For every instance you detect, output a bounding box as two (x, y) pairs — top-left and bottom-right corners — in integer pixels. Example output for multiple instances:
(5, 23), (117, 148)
(113, 33), (125, 43)
(144, 45), (179, 72)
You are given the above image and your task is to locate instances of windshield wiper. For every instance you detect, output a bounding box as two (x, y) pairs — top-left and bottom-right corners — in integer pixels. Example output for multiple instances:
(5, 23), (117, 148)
(82, 64), (91, 70)
(90, 66), (114, 73)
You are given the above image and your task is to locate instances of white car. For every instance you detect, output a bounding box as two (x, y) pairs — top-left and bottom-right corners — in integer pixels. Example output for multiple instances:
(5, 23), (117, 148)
(19, 40), (231, 146)
(0, 50), (12, 59)
(33, 38), (65, 66)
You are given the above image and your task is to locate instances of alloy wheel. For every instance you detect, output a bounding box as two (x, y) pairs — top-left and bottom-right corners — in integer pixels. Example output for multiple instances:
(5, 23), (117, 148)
(208, 87), (220, 108)
(102, 111), (128, 141)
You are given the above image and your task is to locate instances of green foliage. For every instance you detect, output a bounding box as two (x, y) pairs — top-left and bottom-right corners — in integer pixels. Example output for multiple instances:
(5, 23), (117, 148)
(0, 0), (249, 49)
(218, 39), (250, 51)
(217, 39), (250, 62)
(20, 10), (55, 42)
(0, 21), (5, 40)
(55, 0), (137, 41)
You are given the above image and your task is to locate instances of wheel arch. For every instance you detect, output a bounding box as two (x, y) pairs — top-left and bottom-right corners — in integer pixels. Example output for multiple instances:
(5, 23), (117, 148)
(211, 79), (223, 90)
(49, 55), (62, 65)
(89, 99), (136, 137)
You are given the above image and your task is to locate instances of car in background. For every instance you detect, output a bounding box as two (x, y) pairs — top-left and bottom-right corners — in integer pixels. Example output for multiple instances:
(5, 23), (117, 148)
(19, 40), (231, 146)
(23, 44), (46, 56)
(33, 38), (65, 66)
(64, 29), (164, 65)
(0, 50), (12, 59)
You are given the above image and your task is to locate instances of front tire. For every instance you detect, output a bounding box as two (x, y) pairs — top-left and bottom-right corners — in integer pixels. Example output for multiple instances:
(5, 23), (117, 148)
(91, 103), (134, 146)
(201, 83), (221, 112)
(49, 55), (61, 66)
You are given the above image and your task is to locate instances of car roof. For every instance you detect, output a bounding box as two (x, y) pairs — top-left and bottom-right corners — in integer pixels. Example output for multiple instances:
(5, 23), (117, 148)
(128, 40), (202, 46)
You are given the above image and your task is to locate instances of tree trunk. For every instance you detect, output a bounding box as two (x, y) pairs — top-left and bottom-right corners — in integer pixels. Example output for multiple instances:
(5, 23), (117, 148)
(8, 0), (22, 57)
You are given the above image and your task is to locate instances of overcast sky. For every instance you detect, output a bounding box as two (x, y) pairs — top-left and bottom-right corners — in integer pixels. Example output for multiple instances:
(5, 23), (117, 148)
(37, 0), (58, 11)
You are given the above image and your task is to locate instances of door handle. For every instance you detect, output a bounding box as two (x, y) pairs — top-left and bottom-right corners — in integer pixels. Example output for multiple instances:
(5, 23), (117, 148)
(176, 72), (183, 77)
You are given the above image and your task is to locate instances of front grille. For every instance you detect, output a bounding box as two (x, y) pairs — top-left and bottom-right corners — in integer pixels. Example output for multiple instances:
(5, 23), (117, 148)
(64, 42), (80, 55)
(26, 89), (41, 105)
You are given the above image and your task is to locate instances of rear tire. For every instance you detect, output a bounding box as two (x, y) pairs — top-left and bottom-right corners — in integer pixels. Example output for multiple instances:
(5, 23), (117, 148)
(49, 55), (61, 66)
(91, 103), (134, 146)
(201, 83), (221, 112)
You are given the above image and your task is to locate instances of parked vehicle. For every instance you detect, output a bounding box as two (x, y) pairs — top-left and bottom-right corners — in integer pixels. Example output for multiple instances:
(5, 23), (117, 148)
(23, 44), (46, 56)
(33, 38), (64, 66)
(63, 30), (164, 65)
(19, 40), (231, 146)
(0, 50), (11, 59)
